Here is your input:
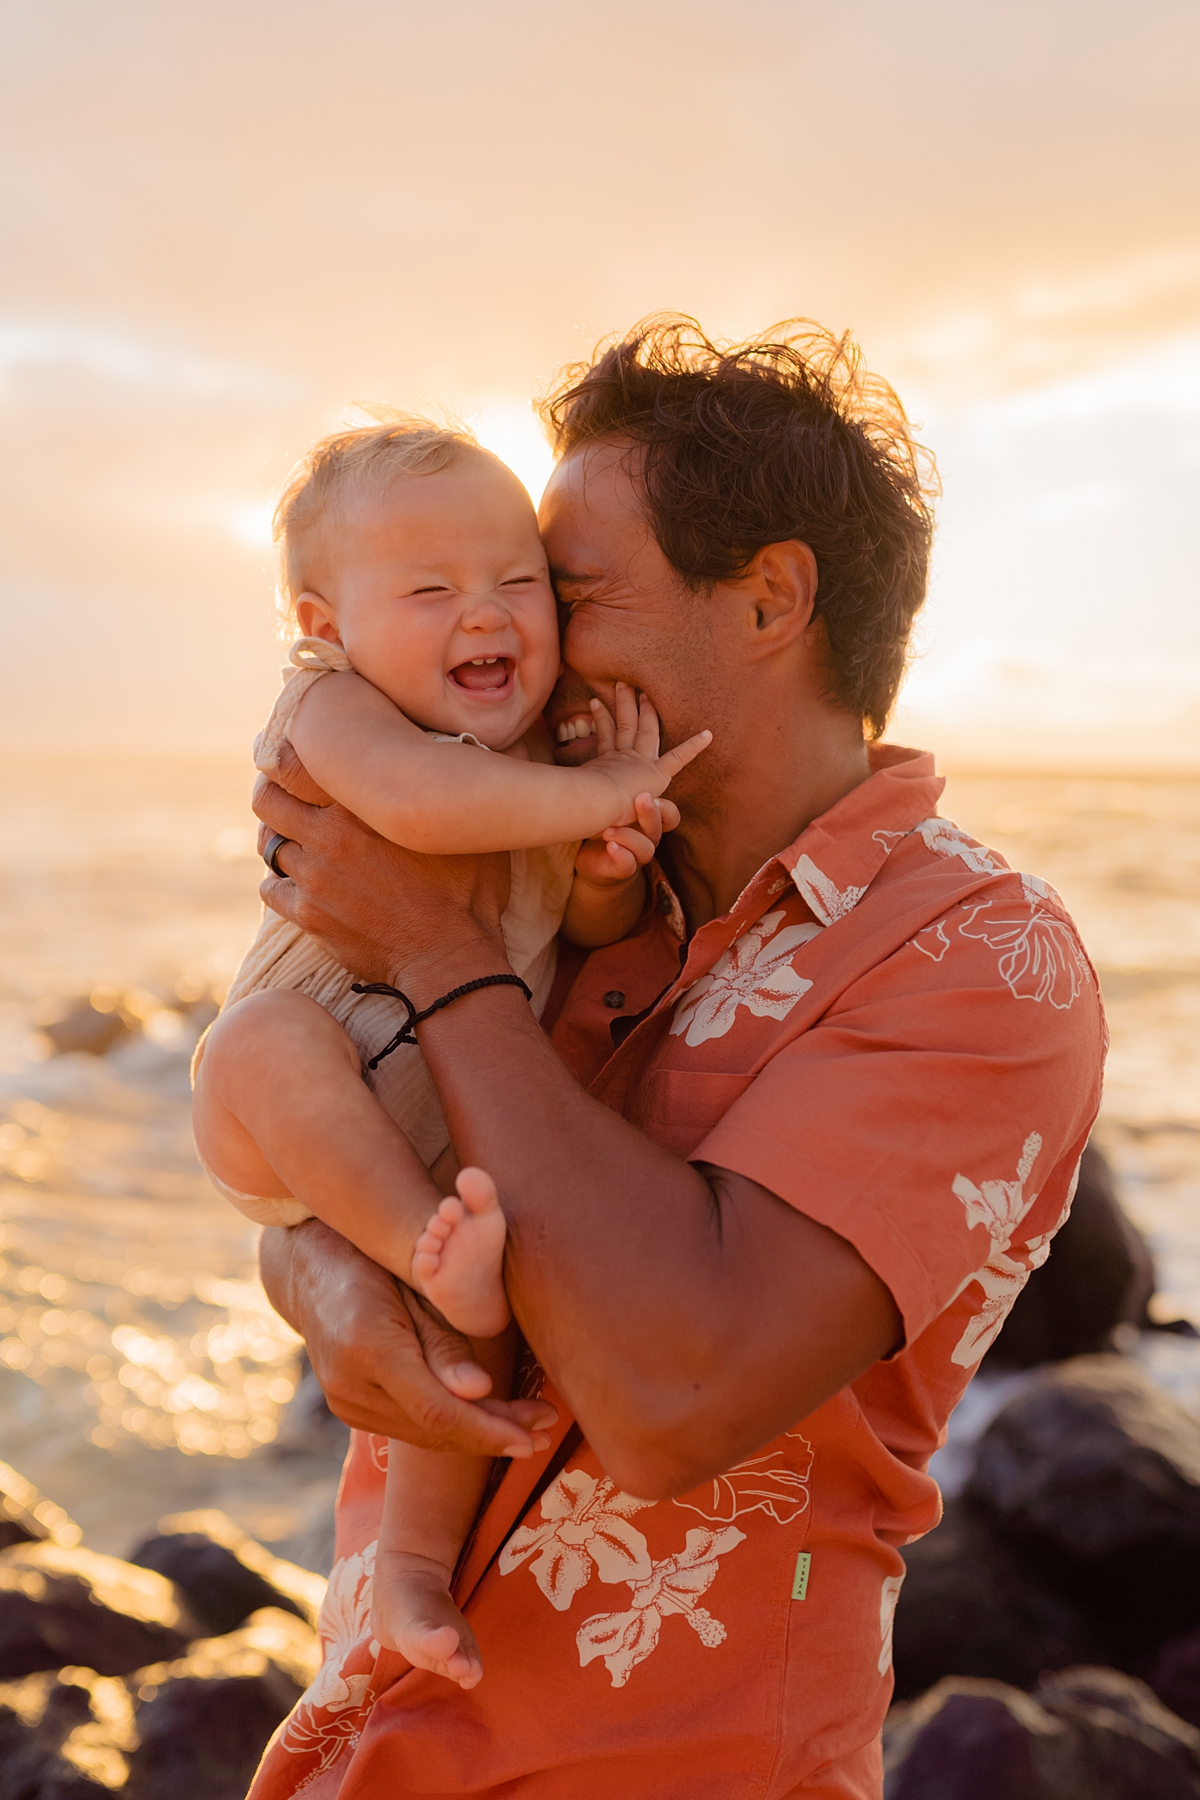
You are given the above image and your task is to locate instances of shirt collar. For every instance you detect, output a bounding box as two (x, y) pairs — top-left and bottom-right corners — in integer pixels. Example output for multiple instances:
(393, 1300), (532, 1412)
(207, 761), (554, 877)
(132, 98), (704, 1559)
(650, 744), (945, 946)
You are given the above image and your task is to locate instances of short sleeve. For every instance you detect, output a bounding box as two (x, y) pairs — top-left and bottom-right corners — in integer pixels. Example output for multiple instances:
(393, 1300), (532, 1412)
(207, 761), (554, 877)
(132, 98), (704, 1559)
(691, 915), (1106, 1345)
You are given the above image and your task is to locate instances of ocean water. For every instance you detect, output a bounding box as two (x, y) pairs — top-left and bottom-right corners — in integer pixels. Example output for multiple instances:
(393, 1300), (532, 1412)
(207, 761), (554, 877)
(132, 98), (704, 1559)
(0, 755), (1197, 1560)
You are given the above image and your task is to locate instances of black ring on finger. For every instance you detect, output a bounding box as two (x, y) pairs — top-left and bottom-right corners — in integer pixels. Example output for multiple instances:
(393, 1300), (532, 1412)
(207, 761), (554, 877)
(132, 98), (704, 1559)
(264, 832), (292, 879)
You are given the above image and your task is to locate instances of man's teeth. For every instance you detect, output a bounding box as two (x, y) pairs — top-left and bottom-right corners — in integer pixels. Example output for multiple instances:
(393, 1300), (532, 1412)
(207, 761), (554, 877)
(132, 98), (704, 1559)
(556, 716), (595, 742)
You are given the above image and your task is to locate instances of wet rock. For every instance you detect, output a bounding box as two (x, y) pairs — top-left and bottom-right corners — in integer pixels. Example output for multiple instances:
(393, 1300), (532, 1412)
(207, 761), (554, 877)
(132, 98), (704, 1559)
(126, 1608), (320, 1800)
(0, 1666), (136, 1795)
(894, 1498), (1106, 1700)
(966, 1355), (1200, 1659)
(0, 1462), (82, 1555)
(985, 1141), (1157, 1369)
(1041, 1666), (1200, 1796)
(884, 1668), (1200, 1799)
(37, 998), (133, 1058)
(0, 1543), (193, 1680)
(130, 1510), (325, 1634)
(126, 1676), (289, 1799)
(1150, 1629), (1200, 1731)
(130, 1533), (306, 1638)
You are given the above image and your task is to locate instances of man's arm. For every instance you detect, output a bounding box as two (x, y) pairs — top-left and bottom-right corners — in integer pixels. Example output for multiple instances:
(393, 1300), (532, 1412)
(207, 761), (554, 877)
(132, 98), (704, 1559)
(253, 772), (900, 1500)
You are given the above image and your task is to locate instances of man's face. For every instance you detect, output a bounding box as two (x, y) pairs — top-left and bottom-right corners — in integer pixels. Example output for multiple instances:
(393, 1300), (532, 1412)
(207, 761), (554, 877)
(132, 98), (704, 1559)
(538, 442), (729, 777)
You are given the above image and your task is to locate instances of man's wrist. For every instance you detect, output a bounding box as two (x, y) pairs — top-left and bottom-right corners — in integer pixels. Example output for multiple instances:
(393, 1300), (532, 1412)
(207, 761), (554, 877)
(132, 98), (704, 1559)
(385, 929), (513, 1011)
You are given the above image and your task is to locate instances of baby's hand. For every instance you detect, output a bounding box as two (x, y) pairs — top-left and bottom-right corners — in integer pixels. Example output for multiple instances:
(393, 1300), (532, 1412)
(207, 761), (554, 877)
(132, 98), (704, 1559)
(589, 683), (710, 819)
(574, 793), (679, 888)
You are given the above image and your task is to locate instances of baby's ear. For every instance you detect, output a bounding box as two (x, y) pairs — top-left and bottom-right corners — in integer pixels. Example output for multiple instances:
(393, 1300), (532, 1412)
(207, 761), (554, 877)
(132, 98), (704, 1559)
(294, 591), (342, 644)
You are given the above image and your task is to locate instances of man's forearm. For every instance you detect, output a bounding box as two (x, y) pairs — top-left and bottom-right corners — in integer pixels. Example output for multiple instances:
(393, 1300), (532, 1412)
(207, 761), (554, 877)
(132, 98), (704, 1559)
(412, 966), (898, 1498)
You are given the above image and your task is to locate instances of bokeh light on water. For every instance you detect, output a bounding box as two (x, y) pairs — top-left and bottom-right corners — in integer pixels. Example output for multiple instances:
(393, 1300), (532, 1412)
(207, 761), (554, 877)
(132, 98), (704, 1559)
(0, 1069), (301, 1463)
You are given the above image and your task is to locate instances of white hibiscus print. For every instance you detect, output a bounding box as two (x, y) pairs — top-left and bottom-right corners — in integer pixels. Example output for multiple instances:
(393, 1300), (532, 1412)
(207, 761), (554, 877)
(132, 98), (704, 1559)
(912, 818), (1003, 874)
(281, 1539), (377, 1768)
(878, 1574), (905, 1675)
(499, 1470), (654, 1610)
(1021, 871), (1064, 907)
(791, 854), (867, 924)
(674, 1431), (813, 1525)
(576, 1525), (745, 1689)
(670, 910), (819, 1047)
(950, 1133), (1046, 1367)
(910, 920), (951, 962)
(958, 898), (1088, 1009)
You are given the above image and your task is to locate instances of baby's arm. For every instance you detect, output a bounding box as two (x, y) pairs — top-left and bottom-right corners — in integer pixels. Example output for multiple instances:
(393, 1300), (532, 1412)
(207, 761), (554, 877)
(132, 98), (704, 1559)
(286, 671), (709, 854)
(562, 793), (676, 948)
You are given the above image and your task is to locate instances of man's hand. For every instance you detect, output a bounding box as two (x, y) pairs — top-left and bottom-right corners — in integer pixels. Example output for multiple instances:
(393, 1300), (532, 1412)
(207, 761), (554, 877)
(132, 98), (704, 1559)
(252, 741), (512, 996)
(261, 1221), (556, 1455)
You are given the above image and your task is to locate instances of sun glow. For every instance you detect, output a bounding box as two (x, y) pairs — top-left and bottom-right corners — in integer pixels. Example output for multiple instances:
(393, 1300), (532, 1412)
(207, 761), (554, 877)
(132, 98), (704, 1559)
(469, 401), (556, 506)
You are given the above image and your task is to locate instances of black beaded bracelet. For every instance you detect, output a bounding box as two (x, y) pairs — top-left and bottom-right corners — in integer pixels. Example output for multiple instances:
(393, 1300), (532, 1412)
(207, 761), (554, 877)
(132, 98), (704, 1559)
(350, 973), (533, 1069)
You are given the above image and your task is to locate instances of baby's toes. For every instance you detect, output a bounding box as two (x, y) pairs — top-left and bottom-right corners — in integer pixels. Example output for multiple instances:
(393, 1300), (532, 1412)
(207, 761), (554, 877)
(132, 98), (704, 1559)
(455, 1167), (501, 1216)
(418, 1624), (462, 1663)
(411, 1231), (443, 1271)
(436, 1195), (466, 1226)
(446, 1649), (482, 1689)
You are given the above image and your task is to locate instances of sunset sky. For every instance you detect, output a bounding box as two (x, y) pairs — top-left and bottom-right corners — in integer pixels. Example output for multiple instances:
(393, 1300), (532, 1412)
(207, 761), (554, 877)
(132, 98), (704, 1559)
(2, 0), (1197, 766)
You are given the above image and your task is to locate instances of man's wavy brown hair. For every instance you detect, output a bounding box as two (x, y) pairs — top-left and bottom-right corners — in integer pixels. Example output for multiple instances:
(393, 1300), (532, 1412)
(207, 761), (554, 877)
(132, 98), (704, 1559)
(542, 316), (937, 739)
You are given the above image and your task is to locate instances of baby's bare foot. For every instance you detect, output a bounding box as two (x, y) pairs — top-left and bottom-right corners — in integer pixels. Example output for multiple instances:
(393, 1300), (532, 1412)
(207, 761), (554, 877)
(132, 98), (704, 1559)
(372, 1555), (483, 1689)
(411, 1167), (509, 1338)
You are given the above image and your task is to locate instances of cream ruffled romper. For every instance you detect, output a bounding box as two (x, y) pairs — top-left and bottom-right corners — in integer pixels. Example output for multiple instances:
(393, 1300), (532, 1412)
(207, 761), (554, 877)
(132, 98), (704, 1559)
(198, 639), (577, 1226)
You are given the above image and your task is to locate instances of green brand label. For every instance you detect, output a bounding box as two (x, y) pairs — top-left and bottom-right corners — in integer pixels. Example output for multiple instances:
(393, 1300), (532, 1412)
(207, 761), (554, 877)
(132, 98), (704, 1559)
(791, 1551), (811, 1601)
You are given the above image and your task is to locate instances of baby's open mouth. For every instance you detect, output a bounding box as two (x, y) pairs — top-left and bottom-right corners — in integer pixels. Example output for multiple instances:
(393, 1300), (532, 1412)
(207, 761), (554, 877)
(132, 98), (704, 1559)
(449, 656), (514, 696)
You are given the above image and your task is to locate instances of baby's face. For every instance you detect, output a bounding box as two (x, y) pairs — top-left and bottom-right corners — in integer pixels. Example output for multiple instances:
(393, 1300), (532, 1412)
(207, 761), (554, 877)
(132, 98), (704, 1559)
(298, 456), (559, 749)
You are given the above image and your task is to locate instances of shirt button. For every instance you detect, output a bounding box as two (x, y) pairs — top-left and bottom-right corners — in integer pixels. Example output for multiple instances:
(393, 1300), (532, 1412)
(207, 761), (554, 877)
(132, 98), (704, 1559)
(602, 990), (626, 1010)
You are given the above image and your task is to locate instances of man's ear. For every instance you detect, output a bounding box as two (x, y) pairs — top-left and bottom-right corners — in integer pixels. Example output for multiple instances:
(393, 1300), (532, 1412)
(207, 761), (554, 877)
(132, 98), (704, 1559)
(294, 591), (343, 645)
(741, 541), (818, 652)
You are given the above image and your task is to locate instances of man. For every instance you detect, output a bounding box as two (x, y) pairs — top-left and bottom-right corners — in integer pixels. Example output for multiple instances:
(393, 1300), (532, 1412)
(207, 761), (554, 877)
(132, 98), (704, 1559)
(248, 319), (1104, 1798)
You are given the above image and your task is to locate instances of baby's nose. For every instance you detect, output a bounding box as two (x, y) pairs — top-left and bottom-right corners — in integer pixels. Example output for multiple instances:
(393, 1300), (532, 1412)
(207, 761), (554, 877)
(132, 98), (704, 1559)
(461, 592), (510, 628)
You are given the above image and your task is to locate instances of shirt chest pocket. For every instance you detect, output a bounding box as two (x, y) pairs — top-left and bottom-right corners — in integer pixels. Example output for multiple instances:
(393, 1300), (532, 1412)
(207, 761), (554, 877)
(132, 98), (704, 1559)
(631, 1069), (756, 1158)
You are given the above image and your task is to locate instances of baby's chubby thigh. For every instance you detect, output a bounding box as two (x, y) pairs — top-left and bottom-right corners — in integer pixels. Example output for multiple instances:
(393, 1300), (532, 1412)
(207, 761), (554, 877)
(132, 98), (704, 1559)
(192, 989), (361, 1199)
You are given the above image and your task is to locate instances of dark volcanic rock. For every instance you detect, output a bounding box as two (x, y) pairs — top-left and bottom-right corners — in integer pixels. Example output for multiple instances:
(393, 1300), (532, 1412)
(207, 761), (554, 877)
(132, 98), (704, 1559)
(884, 1668), (1200, 1799)
(984, 1140), (1157, 1368)
(126, 1675), (293, 1799)
(126, 1608), (318, 1800)
(130, 1532), (306, 1637)
(1039, 1666), (1200, 1796)
(0, 1668), (134, 1796)
(39, 998), (133, 1058)
(966, 1355), (1200, 1658)
(129, 1510), (323, 1633)
(894, 1498), (1107, 1699)
(0, 1464), (80, 1554)
(1150, 1629), (1200, 1731)
(0, 1544), (192, 1679)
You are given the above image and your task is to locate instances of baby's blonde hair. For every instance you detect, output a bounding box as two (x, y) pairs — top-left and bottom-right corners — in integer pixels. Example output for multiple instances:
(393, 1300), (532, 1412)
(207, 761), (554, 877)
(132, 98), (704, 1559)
(273, 412), (489, 615)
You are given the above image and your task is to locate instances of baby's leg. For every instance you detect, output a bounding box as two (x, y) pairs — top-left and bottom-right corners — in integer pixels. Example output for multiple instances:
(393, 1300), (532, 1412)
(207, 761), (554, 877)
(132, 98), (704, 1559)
(192, 990), (507, 1336)
(371, 1330), (515, 1687)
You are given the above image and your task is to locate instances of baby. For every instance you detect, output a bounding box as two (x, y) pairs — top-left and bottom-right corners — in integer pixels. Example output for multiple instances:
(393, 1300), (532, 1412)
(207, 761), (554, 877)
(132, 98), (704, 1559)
(191, 418), (709, 1690)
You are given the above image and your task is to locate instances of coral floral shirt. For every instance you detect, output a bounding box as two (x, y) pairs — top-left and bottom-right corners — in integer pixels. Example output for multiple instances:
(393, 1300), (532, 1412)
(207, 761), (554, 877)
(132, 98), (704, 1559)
(250, 746), (1105, 1800)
